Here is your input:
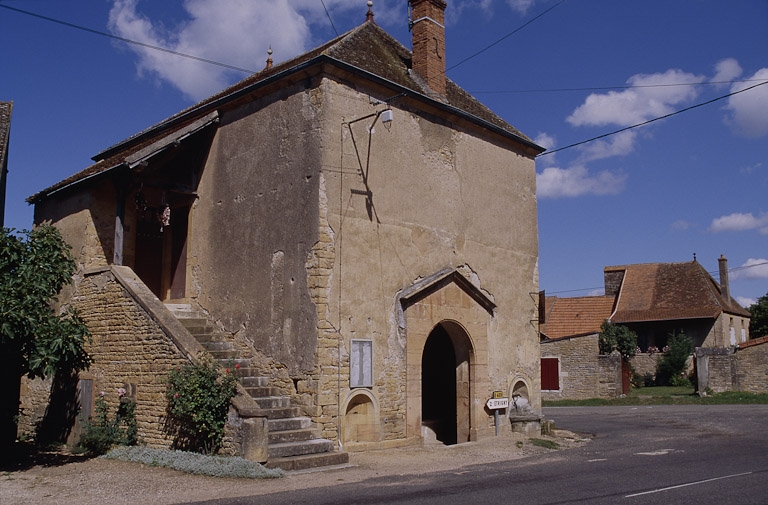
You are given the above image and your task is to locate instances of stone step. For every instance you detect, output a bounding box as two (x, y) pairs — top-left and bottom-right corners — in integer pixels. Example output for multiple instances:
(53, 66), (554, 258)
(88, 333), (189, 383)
(245, 386), (281, 398)
(266, 451), (350, 472)
(240, 376), (270, 388)
(182, 324), (214, 336)
(201, 341), (234, 352)
(268, 417), (312, 432)
(268, 428), (320, 445)
(267, 438), (334, 459)
(258, 406), (303, 419)
(253, 396), (292, 409)
(208, 349), (240, 360)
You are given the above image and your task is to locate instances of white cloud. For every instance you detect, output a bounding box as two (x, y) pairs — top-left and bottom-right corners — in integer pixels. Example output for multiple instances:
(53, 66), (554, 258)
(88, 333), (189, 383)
(576, 130), (638, 162)
(567, 69), (704, 128)
(537, 165), (627, 198)
(108, 0), (366, 101)
(736, 296), (756, 308)
(712, 58), (742, 87)
(731, 258), (768, 281)
(724, 68), (768, 138)
(709, 212), (768, 234)
(506, 0), (536, 15)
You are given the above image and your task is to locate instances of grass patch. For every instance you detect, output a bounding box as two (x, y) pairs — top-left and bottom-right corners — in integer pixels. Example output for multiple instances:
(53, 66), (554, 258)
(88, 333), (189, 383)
(543, 387), (768, 407)
(103, 446), (284, 479)
(529, 438), (559, 450)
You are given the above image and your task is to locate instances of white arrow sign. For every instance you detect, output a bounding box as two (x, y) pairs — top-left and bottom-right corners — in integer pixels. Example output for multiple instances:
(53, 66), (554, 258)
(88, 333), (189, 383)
(486, 397), (509, 410)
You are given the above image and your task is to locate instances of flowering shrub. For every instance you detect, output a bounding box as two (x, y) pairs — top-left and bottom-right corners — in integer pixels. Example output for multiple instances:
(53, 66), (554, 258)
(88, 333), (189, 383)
(647, 346), (660, 355)
(78, 388), (138, 455)
(165, 357), (238, 454)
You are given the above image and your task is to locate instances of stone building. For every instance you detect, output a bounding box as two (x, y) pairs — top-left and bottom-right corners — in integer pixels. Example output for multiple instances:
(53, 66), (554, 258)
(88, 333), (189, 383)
(26, 1), (543, 468)
(539, 296), (622, 400)
(540, 256), (752, 400)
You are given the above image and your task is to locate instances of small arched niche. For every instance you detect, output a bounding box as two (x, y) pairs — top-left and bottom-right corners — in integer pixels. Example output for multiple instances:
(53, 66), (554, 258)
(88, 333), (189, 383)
(509, 380), (535, 418)
(342, 390), (380, 444)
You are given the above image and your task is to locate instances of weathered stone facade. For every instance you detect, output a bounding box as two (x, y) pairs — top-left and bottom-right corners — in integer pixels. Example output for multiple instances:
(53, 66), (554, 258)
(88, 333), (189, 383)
(540, 334), (622, 400)
(27, 15), (542, 455)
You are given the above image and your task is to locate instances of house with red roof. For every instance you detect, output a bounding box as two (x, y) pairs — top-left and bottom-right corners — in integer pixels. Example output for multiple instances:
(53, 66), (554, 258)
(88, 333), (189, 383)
(22, 1), (545, 468)
(540, 256), (752, 400)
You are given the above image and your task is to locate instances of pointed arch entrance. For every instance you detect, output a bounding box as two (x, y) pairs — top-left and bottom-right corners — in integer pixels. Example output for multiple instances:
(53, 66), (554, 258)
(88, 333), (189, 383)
(401, 268), (494, 444)
(421, 321), (473, 445)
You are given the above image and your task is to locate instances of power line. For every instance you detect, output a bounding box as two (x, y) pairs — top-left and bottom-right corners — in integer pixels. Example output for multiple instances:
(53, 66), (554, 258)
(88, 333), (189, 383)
(0, 4), (257, 75)
(471, 79), (767, 95)
(537, 79), (768, 157)
(446, 0), (566, 73)
(320, 0), (339, 37)
(550, 261), (768, 296)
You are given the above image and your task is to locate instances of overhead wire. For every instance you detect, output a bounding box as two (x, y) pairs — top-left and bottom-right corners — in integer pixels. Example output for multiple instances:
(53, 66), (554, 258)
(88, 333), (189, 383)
(537, 79), (768, 157)
(320, 0), (339, 37)
(2, 2), (754, 97)
(446, 0), (566, 73)
(0, 3), (257, 74)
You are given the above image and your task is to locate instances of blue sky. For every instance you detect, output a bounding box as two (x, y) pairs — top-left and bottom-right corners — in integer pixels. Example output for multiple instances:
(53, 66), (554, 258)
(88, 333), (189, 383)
(2, 0), (767, 306)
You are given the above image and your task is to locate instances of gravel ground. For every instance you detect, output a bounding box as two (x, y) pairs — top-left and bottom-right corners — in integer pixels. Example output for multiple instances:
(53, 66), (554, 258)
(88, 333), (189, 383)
(0, 430), (587, 505)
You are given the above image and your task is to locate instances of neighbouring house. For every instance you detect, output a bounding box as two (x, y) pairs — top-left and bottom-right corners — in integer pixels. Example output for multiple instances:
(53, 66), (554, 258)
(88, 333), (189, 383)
(23, 0), (544, 469)
(540, 256), (753, 399)
(539, 296), (622, 400)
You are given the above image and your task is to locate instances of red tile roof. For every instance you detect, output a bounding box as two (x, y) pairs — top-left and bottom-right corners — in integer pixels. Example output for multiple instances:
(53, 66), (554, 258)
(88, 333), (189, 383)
(540, 295), (615, 340)
(608, 260), (750, 323)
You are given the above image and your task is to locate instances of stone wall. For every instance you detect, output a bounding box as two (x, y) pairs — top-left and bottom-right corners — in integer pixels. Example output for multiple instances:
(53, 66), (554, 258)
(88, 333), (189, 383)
(696, 338), (768, 394)
(630, 353), (660, 379)
(541, 334), (622, 400)
(72, 267), (191, 447)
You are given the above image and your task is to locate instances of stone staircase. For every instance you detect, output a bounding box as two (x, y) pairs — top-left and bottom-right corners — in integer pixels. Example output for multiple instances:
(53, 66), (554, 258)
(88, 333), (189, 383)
(166, 304), (349, 471)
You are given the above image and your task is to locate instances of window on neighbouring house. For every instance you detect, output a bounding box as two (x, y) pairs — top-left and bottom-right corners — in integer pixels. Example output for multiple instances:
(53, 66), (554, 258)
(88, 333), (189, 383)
(541, 357), (559, 391)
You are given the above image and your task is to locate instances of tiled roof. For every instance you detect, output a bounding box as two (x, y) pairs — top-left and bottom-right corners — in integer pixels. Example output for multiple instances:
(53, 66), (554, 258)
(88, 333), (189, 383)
(609, 261), (750, 323)
(28, 20), (540, 204)
(540, 295), (615, 340)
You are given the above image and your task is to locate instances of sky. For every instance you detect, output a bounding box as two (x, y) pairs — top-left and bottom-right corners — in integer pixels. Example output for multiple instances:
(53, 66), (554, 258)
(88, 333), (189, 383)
(1, 0), (767, 307)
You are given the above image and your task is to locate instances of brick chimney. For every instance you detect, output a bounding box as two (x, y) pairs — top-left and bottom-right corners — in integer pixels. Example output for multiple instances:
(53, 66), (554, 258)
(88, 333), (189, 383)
(409, 0), (447, 96)
(718, 254), (731, 302)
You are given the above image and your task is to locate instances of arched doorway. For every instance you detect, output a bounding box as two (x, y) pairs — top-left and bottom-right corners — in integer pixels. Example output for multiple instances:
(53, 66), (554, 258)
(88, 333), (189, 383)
(421, 321), (473, 445)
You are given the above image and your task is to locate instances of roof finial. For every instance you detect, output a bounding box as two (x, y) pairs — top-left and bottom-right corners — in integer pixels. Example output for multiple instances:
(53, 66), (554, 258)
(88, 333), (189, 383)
(265, 46), (273, 70)
(693, 252), (697, 262)
(366, 1), (375, 23)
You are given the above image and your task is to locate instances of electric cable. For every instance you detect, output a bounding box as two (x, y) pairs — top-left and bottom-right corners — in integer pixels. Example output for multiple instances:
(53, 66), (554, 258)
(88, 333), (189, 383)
(537, 79), (768, 157)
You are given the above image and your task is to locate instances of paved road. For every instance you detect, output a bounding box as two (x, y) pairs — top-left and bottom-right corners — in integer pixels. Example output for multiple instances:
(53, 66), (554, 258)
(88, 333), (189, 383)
(192, 405), (768, 505)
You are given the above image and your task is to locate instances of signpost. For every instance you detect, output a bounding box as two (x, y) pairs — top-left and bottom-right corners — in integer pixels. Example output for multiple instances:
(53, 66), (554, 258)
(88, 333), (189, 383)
(487, 392), (509, 436)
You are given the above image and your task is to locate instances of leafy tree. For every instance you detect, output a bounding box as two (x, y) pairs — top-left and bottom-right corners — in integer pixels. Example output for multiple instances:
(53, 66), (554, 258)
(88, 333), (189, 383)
(598, 321), (638, 361)
(0, 225), (91, 455)
(748, 292), (768, 339)
(655, 331), (694, 386)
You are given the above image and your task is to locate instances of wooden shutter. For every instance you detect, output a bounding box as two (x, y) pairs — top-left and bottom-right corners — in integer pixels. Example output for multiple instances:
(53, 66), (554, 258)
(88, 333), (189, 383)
(541, 357), (559, 391)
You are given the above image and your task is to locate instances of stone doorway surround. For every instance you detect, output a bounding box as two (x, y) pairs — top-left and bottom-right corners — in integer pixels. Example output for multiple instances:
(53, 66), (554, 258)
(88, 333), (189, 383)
(398, 268), (495, 443)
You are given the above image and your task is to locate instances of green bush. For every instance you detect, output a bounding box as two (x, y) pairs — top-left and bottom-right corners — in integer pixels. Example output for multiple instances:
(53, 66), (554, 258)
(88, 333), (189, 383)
(656, 331), (694, 386)
(598, 321), (638, 361)
(79, 389), (138, 455)
(165, 357), (238, 454)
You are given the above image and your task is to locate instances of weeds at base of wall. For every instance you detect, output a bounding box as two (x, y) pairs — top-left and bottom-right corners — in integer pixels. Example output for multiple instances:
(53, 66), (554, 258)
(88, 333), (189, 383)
(77, 391), (137, 456)
(529, 438), (560, 450)
(103, 446), (284, 479)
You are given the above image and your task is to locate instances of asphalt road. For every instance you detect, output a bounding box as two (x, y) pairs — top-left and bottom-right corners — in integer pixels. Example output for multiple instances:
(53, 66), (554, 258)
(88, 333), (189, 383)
(191, 405), (768, 505)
